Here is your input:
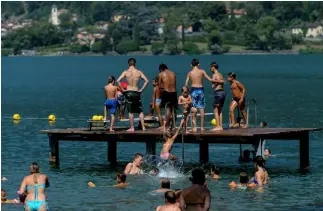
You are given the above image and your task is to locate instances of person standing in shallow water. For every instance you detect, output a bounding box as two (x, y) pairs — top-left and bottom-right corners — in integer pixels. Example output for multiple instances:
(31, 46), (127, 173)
(19, 162), (50, 211)
(117, 58), (149, 132)
(185, 59), (219, 132)
(210, 62), (225, 131)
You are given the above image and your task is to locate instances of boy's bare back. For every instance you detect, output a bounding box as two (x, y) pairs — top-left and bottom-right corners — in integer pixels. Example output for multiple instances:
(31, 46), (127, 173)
(124, 69), (142, 91)
(156, 204), (181, 211)
(105, 84), (117, 99)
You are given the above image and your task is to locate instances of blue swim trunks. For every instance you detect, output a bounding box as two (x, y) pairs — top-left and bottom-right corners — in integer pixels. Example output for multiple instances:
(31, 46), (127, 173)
(191, 87), (206, 109)
(105, 99), (117, 115)
(213, 89), (226, 107)
(155, 98), (161, 105)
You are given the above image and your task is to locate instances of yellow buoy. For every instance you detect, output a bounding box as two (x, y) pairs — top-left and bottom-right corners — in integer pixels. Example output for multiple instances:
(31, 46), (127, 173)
(88, 181), (95, 188)
(13, 114), (20, 120)
(48, 114), (56, 121)
(92, 115), (99, 120)
(98, 115), (104, 120)
(211, 118), (217, 126)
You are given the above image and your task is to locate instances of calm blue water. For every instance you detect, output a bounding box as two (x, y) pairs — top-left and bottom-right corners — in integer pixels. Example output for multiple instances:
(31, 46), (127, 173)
(1, 55), (323, 211)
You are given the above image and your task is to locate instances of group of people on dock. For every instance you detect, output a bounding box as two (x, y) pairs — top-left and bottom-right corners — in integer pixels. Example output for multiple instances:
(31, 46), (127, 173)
(104, 57), (248, 132)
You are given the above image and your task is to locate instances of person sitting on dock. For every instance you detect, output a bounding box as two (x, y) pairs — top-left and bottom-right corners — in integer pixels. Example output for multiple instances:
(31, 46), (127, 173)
(250, 156), (268, 186)
(155, 178), (172, 193)
(180, 168), (210, 211)
(210, 62), (226, 131)
(156, 191), (181, 211)
(160, 120), (184, 161)
(124, 153), (144, 175)
(210, 165), (220, 179)
(178, 86), (192, 133)
(104, 76), (118, 132)
(229, 172), (256, 189)
(150, 77), (163, 127)
(117, 58), (149, 132)
(185, 58), (219, 132)
(117, 81), (128, 120)
(113, 173), (128, 188)
(158, 63), (178, 130)
(227, 72), (248, 128)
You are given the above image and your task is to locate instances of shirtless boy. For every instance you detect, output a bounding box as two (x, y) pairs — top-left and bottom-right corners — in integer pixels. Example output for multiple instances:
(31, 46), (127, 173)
(117, 58), (149, 132)
(151, 77), (163, 127)
(156, 191), (181, 211)
(113, 173), (129, 188)
(104, 76), (118, 132)
(178, 86), (192, 133)
(227, 72), (247, 128)
(185, 59), (221, 132)
(210, 62), (226, 131)
(124, 153), (144, 175)
(158, 64), (177, 130)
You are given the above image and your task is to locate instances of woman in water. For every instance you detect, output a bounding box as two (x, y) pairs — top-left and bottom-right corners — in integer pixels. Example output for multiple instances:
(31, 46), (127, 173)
(178, 86), (192, 133)
(19, 162), (49, 211)
(250, 156), (268, 186)
(160, 120), (184, 160)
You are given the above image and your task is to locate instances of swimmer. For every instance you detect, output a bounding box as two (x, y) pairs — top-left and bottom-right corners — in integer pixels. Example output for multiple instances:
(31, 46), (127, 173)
(264, 148), (271, 157)
(160, 120), (184, 160)
(250, 156), (269, 186)
(124, 153), (144, 175)
(260, 121), (267, 127)
(210, 165), (220, 179)
(178, 86), (192, 133)
(155, 178), (172, 193)
(151, 77), (164, 127)
(113, 173), (128, 188)
(158, 64), (178, 130)
(227, 72), (248, 128)
(104, 76), (118, 132)
(180, 168), (211, 211)
(117, 58), (149, 132)
(229, 172), (256, 189)
(156, 191), (181, 211)
(19, 162), (50, 210)
(1, 189), (20, 204)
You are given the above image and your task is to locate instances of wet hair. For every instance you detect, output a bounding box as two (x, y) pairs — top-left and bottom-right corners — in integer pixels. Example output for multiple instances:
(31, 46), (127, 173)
(159, 63), (168, 71)
(181, 86), (190, 93)
(18, 192), (27, 203)
(1, 189), (6, 201)
(117, 173), (127, 183)
(133, 153), (143, 160)
(128, 58), (136, 66)
(239, 172), (249, 184)
(108, 76), (115, 84)
(190, 168), (206, 185)
(211, 165), (220, 175)
(161, 178), (170, 189)
(165, 191), (176, 204)
(210, 62), (219, 69)
(265, 148), (271, 154)
(152, 77), (158, 83)
(254, 156), (265, 168)
(191, 58), (199, 67)
(30, 162), (40, 174)
(228, 72), (236, 79)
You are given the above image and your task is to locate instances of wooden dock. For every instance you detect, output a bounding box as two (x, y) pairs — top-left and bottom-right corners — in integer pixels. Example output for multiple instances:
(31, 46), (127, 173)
(40, 127), (322, 169)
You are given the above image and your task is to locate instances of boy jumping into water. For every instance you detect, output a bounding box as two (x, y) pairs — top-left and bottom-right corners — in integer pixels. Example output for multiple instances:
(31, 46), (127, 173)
(151, 77), (163, 127)
(104, 76), (118, 132)
(227, 72), (247, 128)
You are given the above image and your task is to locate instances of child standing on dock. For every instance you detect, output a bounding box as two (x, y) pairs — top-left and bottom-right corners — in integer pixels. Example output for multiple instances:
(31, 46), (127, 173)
(104, 76), (118, 132)
(150, 77), (164, 127)
(178, 86), (192, 133)
(227, 72), (248, 128)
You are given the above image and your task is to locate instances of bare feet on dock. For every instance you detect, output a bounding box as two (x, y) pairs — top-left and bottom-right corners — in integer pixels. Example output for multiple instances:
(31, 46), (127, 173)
(109, 129), (115, 132)
(241, 124), (248, 128)
(211, 127), (223, 131)
(127, 128), (135, 132)
(185, 130), (190, 134)
(157, 126), (164, 130)
(189, 128), (197, 133)
(201, 128), (205, 132)
(142, 127), (147, 131)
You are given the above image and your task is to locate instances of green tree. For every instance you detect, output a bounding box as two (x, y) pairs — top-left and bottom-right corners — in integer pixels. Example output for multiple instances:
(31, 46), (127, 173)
(182, 42), (202, 55)
(151, 42), (165, 55)
(115, 40), (139, 54)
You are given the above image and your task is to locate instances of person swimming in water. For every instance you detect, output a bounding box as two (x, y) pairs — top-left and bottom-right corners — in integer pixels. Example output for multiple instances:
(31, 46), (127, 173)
(154, 179), (172, 193)
(124, 153), (144, 175)
(113, 173), (128, 188)
(1, 189), (21, 204)
(250, 156), (269, 186)
(156, 191), (181, 211)
(178, 86), (192, 133)
(264, 148), (271, 157)
(19, 162), (50, 211)
(104, 76), (118, 131)
(180, 168), (211, 211)
(160, 120), (184, 160)
(210, 165), (220, 179)
(229, 172), (256, 189)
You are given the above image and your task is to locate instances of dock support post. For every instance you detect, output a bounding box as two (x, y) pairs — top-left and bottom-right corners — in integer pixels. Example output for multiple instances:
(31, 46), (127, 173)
(199, 142), (209, 164)
(48, 135), (60, 168)
(146, 140), (156, 156)
(299, 132), (310, 170)
(108, 139), (117, 164)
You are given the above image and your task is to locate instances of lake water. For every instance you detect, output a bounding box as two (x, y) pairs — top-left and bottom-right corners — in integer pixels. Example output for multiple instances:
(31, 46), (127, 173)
(1, 55), (323, 211)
